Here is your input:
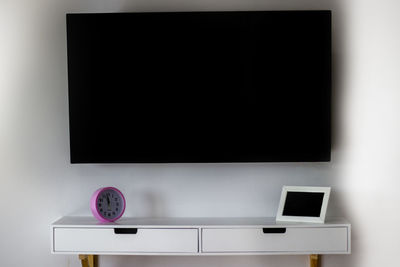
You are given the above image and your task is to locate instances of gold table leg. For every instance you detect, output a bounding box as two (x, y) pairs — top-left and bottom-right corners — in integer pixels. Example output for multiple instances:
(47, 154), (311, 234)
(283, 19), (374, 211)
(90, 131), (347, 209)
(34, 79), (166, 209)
(309, 254), (319, 267)
(79, 255), (97, 267)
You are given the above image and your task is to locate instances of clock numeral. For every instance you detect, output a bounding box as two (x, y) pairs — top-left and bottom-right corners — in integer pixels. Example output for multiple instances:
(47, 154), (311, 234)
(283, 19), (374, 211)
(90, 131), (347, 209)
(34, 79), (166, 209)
(116, 202), (119, 206)
(100, 208), (103, 212)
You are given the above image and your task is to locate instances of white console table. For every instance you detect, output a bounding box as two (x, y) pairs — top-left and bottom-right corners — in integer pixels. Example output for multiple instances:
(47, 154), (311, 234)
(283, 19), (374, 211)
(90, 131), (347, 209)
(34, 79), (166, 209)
(51, 216), (350, 267)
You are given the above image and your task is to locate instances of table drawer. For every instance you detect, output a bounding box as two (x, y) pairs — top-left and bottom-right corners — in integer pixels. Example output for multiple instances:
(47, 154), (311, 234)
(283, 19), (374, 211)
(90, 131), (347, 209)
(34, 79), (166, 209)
(202, 227), (348, 253)
(54, 228), (198, 253)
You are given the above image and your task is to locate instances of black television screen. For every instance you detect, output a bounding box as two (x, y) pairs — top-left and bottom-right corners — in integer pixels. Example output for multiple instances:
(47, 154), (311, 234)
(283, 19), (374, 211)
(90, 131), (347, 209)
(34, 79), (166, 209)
(67, 11), (331, 163)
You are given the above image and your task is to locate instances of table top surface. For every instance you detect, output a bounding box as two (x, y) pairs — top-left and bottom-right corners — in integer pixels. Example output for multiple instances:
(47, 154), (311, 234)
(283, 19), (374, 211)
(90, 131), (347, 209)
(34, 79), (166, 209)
(52, 216), (350, 228)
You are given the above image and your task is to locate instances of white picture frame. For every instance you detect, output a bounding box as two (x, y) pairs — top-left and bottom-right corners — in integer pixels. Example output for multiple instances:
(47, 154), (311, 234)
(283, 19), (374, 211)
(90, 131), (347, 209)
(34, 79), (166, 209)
(276, 186), (331, 223)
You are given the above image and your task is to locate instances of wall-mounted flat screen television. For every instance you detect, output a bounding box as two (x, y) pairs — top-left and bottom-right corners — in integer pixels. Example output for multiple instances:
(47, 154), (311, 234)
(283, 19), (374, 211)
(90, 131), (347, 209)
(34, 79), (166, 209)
(66, 11), (331, 163)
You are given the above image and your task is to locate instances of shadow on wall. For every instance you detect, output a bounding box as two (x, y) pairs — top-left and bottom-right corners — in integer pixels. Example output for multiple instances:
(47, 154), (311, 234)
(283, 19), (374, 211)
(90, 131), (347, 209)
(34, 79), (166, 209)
(139, 190), (168, 217)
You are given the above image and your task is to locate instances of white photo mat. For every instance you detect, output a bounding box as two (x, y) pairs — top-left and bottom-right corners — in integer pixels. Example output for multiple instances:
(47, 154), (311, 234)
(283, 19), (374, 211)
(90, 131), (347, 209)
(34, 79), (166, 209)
(276, 186), (331, 223)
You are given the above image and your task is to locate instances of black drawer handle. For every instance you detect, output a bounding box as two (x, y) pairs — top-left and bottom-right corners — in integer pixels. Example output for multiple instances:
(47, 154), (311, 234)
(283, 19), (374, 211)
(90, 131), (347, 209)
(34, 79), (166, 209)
(114, 228), (138, 234)
(263, 228), (286, 234)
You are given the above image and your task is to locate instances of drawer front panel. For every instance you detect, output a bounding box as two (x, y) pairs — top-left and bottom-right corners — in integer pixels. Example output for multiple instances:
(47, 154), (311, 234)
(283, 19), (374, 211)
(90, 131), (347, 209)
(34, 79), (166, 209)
(54, 228), (198, 253)
(202, 227), (348, 253)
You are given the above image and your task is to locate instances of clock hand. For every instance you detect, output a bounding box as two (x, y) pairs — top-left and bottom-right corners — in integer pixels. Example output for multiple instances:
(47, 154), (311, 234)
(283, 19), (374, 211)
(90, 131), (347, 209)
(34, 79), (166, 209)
(107, 195), (111, 210)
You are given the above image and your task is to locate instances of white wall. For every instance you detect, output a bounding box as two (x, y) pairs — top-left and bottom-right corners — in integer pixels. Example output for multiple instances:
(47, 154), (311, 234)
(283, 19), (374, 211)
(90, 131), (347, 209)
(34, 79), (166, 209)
(1, 0), (399, 266)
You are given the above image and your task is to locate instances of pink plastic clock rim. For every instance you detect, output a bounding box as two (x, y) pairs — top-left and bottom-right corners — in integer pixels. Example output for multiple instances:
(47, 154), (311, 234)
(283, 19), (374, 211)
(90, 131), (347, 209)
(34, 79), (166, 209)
(90, 187), (126, 222)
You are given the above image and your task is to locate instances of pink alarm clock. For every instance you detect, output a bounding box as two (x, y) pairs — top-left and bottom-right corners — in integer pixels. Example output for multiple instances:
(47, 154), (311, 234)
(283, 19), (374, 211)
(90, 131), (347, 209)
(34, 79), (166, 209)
(90, 187), (126, 222)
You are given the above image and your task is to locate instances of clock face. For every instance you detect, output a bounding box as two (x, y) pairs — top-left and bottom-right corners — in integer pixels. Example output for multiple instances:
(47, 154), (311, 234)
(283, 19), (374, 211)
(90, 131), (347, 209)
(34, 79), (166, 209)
(92, 187), (125, 222)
